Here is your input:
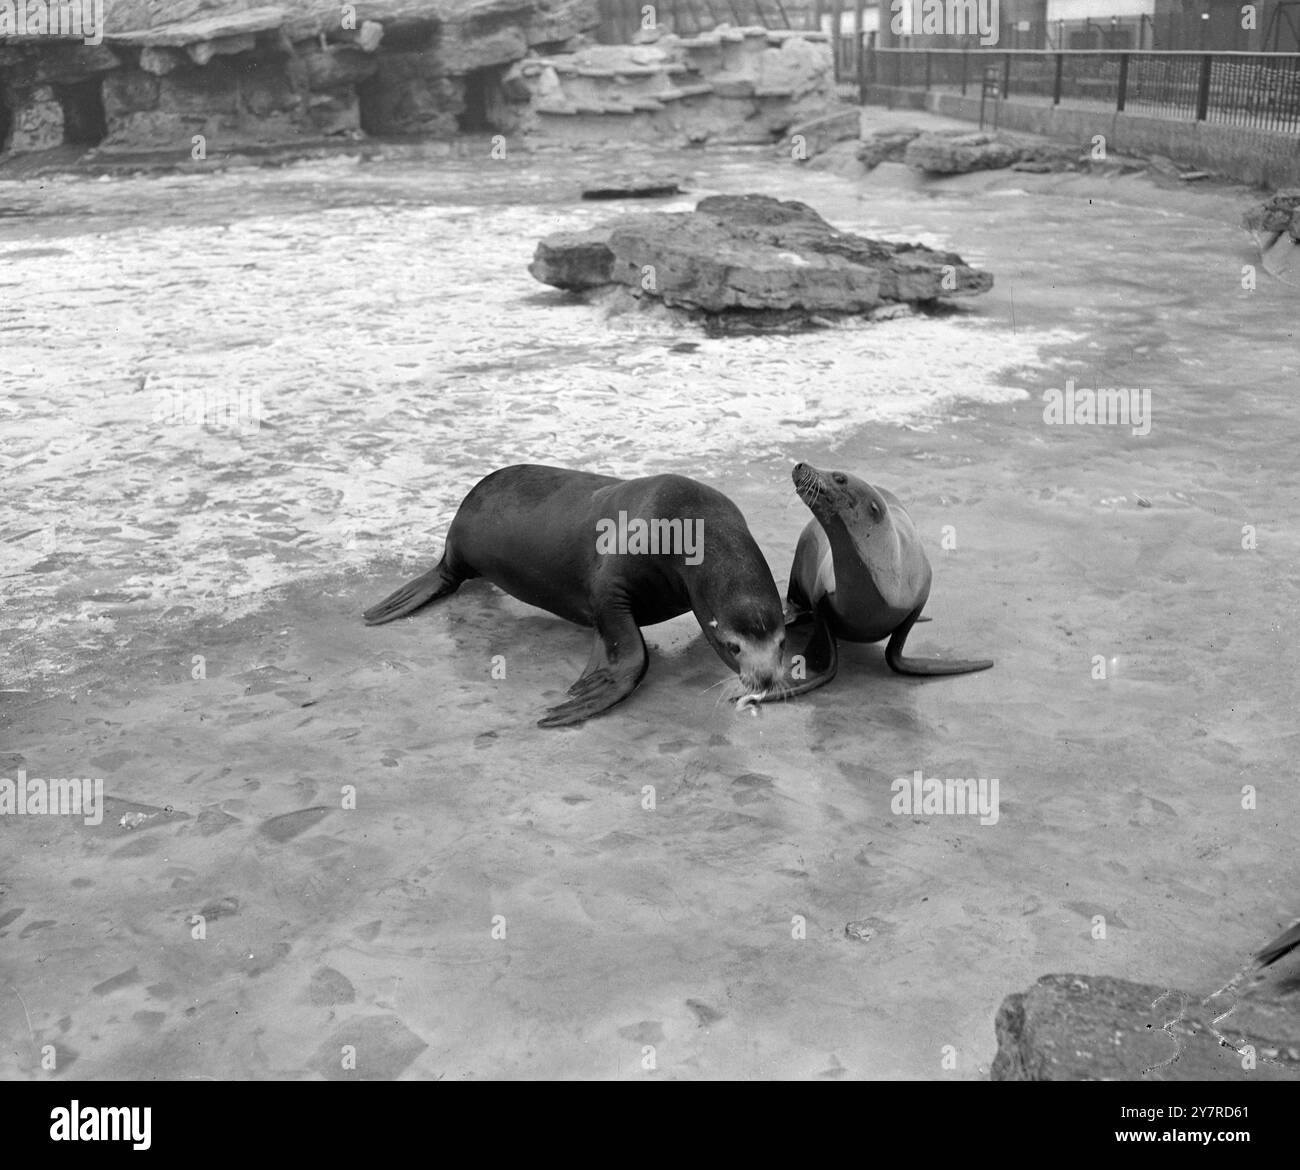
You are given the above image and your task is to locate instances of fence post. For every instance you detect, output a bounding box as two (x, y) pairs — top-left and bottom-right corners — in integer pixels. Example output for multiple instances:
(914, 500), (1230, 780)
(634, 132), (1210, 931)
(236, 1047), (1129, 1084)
(813, 0), (822, 36)
(1003, 52), (1011, 100)
(829, 0), (840, 82)
(854, 0), (865, 103)
(961, 48), (968, 96)
(1196, 53), (1212, 120)
(1053, 51), (1063, 104)
(1116, 52), (1128, 111)
(924, 49), (932, 91)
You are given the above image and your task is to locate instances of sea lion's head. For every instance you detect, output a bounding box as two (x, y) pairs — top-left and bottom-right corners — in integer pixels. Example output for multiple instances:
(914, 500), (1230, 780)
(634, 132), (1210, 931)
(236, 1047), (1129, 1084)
(792, 462), (892, 544)
(792, 461), (924, 613)
(706, 611), (786, 702)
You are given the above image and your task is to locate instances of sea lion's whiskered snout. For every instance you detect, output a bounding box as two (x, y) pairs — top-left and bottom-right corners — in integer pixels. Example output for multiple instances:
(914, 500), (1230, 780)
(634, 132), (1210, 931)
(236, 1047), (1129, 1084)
(733, 629), (786, 700)
(794, 461), (850, 523)
(792, 462), (824, 509)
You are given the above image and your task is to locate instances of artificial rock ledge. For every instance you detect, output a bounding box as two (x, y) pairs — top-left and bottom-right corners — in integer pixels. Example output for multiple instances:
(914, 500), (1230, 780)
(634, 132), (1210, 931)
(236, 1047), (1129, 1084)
(528, 193), (992, 328)
(0, 0), (603, 154)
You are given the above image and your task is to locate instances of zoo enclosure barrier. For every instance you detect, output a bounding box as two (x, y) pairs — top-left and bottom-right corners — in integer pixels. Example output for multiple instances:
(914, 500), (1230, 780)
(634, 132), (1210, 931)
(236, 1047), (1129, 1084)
(860, 48), (1300, 135)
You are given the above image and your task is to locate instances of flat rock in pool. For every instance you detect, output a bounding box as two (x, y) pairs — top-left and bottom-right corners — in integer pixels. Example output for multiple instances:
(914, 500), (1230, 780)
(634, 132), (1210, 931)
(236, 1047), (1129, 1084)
(529, 194), (992, 327)
(581, 175), (685, 200)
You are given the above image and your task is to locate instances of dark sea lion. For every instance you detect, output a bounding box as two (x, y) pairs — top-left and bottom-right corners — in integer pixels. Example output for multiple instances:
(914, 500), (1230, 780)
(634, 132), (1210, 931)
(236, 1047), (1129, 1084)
(363, 464), (787, 727)
(771, 462), (994, 698)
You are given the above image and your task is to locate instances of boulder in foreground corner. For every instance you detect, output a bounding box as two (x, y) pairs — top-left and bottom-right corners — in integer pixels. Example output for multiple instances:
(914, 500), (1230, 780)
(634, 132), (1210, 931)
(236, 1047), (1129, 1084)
(529, 194), (991, 326)
(992, 973), (1300, 1081)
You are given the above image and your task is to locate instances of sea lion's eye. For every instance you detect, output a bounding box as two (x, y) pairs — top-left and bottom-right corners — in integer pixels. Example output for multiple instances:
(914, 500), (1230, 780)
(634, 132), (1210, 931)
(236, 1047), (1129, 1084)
(832, 473), (847, 485)
(726, 641), (741, 656)
(871, 502), (882, 519)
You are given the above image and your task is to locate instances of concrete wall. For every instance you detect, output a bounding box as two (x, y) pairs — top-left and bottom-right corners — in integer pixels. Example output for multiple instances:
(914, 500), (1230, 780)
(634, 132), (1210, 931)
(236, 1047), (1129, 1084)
(867, 84), (1300, 186)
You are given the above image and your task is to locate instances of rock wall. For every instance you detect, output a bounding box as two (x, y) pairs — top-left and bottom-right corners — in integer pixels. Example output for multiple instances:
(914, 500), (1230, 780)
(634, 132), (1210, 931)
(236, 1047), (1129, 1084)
(501, 26), (838, 145)
(0, 0), (599, 154)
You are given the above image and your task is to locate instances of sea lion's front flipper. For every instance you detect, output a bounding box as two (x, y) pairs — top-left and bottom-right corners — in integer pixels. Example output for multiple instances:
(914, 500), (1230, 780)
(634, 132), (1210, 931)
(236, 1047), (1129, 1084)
(363, 556), (465, 625)
(538, 610), (648, 728)
(885, 606), (994, 676)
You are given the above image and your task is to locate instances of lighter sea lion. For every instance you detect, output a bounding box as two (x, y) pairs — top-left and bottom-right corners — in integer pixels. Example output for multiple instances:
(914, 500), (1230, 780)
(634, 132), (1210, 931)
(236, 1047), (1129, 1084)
(363, 464), (787, 727)
(770, 462), (994, 698)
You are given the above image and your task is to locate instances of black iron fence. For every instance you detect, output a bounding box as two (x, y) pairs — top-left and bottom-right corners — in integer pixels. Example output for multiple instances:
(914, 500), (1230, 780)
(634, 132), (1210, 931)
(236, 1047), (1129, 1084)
(864, 49), (1300, 134)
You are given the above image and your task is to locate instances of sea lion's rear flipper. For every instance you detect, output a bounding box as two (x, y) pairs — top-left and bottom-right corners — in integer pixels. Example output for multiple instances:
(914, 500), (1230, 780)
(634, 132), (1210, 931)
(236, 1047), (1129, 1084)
(885, 606), (994, 676)
(781, 598), (807, 625)
(363, 557), (465, 625)
(538, 610), (648, 728)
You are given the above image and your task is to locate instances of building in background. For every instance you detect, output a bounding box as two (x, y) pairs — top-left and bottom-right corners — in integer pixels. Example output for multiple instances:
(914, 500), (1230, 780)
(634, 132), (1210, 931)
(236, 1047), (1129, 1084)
(1043, 0), (1254, 51)
(876, 0), (1300, 51)
(593, 0), (1300, 51)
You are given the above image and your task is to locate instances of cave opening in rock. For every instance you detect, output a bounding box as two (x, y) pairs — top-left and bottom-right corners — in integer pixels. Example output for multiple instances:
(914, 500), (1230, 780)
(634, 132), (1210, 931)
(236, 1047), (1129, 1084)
(356, 71), (392, 136)
(382, 20), (437, 51)
(457, 64), (508, 133)
(54, 78), (107, 146)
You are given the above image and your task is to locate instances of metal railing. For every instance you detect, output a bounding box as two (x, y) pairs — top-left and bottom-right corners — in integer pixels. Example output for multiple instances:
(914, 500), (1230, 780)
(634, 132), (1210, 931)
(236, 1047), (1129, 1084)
(864, 48), (1300, 134)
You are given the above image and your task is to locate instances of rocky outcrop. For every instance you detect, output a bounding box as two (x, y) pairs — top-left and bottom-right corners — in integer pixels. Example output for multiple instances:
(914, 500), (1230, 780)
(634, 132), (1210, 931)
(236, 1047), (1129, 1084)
(1243, 190), (1300, 285)
(529, 194), (992, 328)
(1012, 141), (1087, 173)
(865, 130), (1084, 177)
(5, 85), (66, 152)
(1243, 189), (1300, 241)
(501, 27), (836, 145)
(993, 974), (1300, 1081)
(857, 126), (923, 170)
(1, 0), (600, 155)
(788, 107), (860, 159)
(904, 131), (1022, 174)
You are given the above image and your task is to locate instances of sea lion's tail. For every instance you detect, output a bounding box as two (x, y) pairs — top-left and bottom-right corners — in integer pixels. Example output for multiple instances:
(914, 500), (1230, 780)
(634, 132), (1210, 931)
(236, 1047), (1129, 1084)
(363, 561), (462, 625)
(885, 606), (994, 676)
